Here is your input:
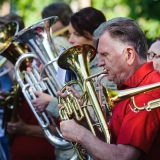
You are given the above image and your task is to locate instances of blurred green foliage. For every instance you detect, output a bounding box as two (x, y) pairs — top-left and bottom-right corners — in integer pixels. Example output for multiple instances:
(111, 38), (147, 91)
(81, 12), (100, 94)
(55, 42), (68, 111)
(92, 0), (160, 46)
(0, 0), (5, 6)
(0, 0), (159, 46)
(10, 0), (55, 26)
(5, 0), (72, 26)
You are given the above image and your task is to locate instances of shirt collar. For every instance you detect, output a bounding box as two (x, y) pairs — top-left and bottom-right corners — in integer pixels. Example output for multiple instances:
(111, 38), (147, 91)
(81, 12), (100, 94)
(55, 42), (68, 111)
(118, 62), (154, 89)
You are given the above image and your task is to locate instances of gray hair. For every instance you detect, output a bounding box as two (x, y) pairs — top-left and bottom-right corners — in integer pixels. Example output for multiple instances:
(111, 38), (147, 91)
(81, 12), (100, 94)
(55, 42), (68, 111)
(93, 17), (148, 60)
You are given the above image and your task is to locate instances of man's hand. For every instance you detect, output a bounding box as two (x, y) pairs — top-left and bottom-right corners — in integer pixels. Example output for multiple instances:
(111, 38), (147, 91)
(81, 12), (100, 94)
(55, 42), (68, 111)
(7, 116), (28, 135)
(60, 119), (86, 142)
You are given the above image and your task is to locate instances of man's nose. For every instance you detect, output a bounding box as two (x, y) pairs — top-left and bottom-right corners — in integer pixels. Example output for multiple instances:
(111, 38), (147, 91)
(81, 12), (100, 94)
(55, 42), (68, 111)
(98, 57), (105, 67)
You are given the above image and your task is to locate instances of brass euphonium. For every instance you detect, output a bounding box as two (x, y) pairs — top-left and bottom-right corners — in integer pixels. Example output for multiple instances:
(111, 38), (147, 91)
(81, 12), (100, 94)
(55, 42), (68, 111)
(57, 44), (110, 160)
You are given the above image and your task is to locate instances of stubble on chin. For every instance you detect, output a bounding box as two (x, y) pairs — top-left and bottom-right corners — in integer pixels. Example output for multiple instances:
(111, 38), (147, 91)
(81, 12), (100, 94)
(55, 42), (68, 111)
(112, 77), (121, 85)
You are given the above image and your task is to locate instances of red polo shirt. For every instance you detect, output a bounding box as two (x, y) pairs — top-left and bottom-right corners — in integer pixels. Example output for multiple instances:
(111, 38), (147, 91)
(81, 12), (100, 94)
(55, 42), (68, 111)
(109, 62), (160, 160)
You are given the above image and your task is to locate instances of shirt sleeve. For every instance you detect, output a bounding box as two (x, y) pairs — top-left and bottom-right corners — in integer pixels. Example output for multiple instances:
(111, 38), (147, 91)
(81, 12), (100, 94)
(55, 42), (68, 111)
(46, 98), (60, 118)
(116, 93), (160, 153)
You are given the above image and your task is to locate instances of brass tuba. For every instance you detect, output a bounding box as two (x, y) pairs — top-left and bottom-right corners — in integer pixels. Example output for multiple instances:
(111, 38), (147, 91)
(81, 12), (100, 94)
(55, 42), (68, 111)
(0, 18), (72, 149)
(13, 16), (72, 150)
(0, 21), (31, 66)
(57, 44), (110, 160)
(0, 21), (31, 145)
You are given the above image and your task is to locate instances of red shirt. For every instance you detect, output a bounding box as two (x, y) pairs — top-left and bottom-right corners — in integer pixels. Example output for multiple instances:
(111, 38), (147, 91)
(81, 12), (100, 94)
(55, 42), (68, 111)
(10, 99), (56, 160)
(109, 62), (160, 160)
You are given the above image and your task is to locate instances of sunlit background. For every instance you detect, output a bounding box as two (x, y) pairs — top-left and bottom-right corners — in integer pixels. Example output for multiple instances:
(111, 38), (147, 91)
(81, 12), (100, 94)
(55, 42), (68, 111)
(0, 0), (160, 46)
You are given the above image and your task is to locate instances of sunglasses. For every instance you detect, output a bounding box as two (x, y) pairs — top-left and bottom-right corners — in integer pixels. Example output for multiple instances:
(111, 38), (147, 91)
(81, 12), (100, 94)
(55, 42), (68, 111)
(147, 52), (160, 60)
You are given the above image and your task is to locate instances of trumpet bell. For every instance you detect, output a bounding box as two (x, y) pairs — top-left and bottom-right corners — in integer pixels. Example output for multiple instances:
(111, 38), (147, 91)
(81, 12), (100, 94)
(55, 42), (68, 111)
(102, 82), (160, 113)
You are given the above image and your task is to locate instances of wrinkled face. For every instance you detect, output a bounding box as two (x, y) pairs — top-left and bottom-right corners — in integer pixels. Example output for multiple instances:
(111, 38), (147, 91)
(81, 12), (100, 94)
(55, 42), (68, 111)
(68, 23), (94, 46)
(147, 41), (160, 72)
(98, 31), (128, 85)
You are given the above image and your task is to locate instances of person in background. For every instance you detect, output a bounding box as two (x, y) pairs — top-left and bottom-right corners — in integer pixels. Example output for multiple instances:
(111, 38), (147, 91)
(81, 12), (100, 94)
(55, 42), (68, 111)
(0, 13), (57, 160)
(42, 2), (73, 53)
(32, 2), (74, 118)
(65, 6), (117, 120)
(33, 7), (117, 122)
(58, 17), (160, 160)
(0, 16), (16, 160)
(0, 58), (13, 160)
(147, 37), (160, 72)
(34, 3), (79, 160)
(2, 13), (25, 31)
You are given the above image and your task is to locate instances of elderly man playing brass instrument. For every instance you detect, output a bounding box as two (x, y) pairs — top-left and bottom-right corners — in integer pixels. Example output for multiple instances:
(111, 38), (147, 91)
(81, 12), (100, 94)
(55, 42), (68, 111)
(58, 17), (160, 160)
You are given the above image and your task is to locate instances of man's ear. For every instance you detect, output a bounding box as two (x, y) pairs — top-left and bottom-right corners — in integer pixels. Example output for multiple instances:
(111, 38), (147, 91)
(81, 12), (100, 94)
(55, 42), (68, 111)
(125, 47), (135, 65)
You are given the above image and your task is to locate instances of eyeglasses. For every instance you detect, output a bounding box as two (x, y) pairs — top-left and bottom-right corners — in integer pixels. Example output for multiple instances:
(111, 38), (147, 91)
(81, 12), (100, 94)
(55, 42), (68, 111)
(147, 52), (160, 60)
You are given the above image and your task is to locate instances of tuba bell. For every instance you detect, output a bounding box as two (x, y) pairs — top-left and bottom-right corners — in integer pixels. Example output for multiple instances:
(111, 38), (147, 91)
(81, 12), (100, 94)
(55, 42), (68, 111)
(13, 16), (62, 94)
(0, 21), (31, 66)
